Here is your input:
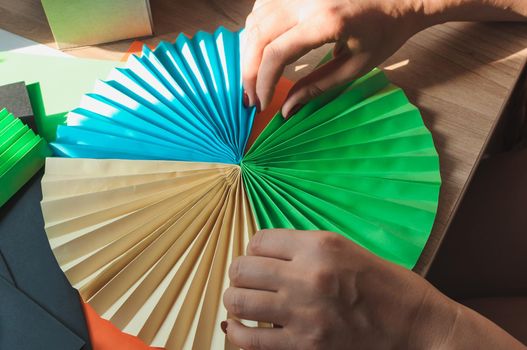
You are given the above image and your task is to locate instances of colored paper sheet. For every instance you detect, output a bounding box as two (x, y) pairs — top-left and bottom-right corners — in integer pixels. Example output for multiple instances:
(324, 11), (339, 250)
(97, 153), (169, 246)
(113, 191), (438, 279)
(41, 0), (153, 49)
(246, 76), (294, 150)
(0, 28), (70, 57)
(0, 250), (14, 283)
(0, 277), (85, 350)
(0, 52), (121, 141)
(0, 171), (91, 349)
(0, 108), (51, 207)
(40, 27), (441, 350)
(83, 302), (163, 350)
(121, 41), (156, 62)
(0, 82), (37, 132)
(41, 158), (256, 349)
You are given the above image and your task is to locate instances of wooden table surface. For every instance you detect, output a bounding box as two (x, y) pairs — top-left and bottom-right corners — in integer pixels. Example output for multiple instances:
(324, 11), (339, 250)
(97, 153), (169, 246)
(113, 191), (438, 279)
(2, 0), (527, 275)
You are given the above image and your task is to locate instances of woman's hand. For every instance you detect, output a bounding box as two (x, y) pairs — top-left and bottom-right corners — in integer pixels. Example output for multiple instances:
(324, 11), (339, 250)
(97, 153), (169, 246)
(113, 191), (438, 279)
(222, 229), (527, 350)
(222, 229), (456, 349)
(242, 0), (527, 118)
(242, 0), (430, 118)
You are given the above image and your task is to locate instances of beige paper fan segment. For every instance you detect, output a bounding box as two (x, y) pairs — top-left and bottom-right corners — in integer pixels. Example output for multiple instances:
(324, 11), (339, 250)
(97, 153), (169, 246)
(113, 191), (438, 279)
(41, 158), (257, 349)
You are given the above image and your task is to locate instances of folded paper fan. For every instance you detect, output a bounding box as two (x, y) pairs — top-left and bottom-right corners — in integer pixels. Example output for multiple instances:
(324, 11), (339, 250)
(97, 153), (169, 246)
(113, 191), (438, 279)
(51, 27), (253, 164)
(42, 158), (255, 349)
(42, 27), (441, 349)
(1, 108), (51, 207)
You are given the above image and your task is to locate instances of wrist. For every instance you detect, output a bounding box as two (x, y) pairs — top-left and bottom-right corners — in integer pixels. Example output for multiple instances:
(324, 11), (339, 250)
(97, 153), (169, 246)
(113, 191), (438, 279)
(406, 286), (461, 350)
(374, 0), (437, 39)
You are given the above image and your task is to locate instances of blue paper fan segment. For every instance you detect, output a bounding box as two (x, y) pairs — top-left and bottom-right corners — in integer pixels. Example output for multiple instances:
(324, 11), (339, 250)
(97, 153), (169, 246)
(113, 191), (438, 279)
(51, 27), (255, 164)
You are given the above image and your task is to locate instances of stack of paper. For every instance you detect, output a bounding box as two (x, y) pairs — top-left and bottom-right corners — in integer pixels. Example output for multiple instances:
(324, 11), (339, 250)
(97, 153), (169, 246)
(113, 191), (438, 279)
(40, 27), (441, 350)
(0, 108), (51, 207)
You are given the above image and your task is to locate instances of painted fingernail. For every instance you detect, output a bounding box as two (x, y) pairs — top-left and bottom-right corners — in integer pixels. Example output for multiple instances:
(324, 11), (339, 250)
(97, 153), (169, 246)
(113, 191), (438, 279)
(285, 104), (303, 119)
(255, 96), (262, 113)
(243, 91), (250, 108)
(221, 321), (228, 334)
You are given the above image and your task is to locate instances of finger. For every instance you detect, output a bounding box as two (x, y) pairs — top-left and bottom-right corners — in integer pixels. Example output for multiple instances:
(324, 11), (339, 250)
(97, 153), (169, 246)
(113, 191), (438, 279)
(223, 287), (287, 324)
(247, 229), (305, 260)
(225, 319), (290, 350)
(243, 2), (297, 108)
(282, 51), (373, 118)
(229, 255), (288, 291)
(255, 21), (335, 111)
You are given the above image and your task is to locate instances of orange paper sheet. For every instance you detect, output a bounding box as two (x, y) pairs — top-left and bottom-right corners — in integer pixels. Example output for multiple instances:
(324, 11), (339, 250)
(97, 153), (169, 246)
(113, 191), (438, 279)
(246, 77), (294, 150)
(83, 302), (163, 350)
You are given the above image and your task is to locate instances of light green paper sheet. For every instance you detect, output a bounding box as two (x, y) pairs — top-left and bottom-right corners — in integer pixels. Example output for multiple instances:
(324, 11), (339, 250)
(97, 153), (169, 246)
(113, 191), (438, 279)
(0, 52), (121, 141)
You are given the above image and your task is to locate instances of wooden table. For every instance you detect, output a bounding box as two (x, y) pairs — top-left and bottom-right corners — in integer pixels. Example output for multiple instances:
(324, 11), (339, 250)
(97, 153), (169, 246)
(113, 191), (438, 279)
(2, 0), (527, 275)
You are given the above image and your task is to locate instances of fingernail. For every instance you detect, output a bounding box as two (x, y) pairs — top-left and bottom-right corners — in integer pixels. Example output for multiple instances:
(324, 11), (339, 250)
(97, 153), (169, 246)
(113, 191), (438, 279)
(243, 91), (250, 108)
(285, 104), (303, 119)
(221, 321), (228, 334)
(255, 96), (262, 113)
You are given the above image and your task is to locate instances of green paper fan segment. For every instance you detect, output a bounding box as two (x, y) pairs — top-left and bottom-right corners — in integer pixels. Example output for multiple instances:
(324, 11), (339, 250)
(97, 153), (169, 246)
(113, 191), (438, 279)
(243, 69), (440, 267)
(0, 108), (51, 207)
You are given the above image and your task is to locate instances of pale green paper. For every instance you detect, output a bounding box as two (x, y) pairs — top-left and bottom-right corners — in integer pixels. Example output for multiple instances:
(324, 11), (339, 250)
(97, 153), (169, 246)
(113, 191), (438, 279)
(0, 52), (121, 140)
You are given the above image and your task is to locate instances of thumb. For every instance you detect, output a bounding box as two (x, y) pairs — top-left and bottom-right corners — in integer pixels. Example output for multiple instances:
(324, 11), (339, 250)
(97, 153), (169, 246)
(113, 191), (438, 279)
(282, 51), (372, 119)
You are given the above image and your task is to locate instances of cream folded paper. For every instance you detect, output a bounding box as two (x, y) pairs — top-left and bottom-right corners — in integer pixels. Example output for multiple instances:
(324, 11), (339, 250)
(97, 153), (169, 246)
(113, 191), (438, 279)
(42, 157), (256, 349)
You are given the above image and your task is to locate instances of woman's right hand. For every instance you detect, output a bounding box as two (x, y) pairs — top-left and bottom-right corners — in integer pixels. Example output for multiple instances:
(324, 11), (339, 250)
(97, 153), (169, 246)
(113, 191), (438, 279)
(242, 0), (527, 119)
(241, 0), (432, 118)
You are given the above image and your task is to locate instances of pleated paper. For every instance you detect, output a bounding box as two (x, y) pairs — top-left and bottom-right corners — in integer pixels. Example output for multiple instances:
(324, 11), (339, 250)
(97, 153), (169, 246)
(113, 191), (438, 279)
(0, 108), (50, 207)
(42, 158), (255, 349)
(42, 27), (441, 350)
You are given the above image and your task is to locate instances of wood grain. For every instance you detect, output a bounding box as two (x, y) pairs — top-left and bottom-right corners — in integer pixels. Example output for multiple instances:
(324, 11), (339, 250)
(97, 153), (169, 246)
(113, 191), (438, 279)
(1, 0), (526, 275)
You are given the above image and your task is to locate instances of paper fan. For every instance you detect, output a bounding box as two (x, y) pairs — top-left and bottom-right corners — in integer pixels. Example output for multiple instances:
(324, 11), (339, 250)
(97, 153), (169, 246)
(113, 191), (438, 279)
(50, 27), (253, 163)
(42, 27), (441, 349)
(1, 108), (50, 207)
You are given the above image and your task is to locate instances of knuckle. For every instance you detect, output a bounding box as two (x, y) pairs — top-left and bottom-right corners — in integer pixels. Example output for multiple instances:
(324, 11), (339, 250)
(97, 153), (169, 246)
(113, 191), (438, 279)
(223, 287), (233, 309)
(229, 258), (243, 285)
(248, 230), (266, 254)
(249, 22), (263, 42)
(262, 43), (282, 63)
(305, 83), (325, 99)
(315, 231), (343, 252)
(327, 11), (347, 37)
(230, 291), (248, 317)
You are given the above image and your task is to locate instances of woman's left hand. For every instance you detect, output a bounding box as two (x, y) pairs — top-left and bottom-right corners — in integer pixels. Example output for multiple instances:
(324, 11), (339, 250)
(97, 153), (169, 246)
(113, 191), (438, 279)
(222, 229), (457, 350)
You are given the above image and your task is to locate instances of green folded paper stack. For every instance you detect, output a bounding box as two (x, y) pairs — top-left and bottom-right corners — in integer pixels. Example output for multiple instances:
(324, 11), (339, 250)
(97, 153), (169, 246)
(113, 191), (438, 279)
(0, 108), (51, 207)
